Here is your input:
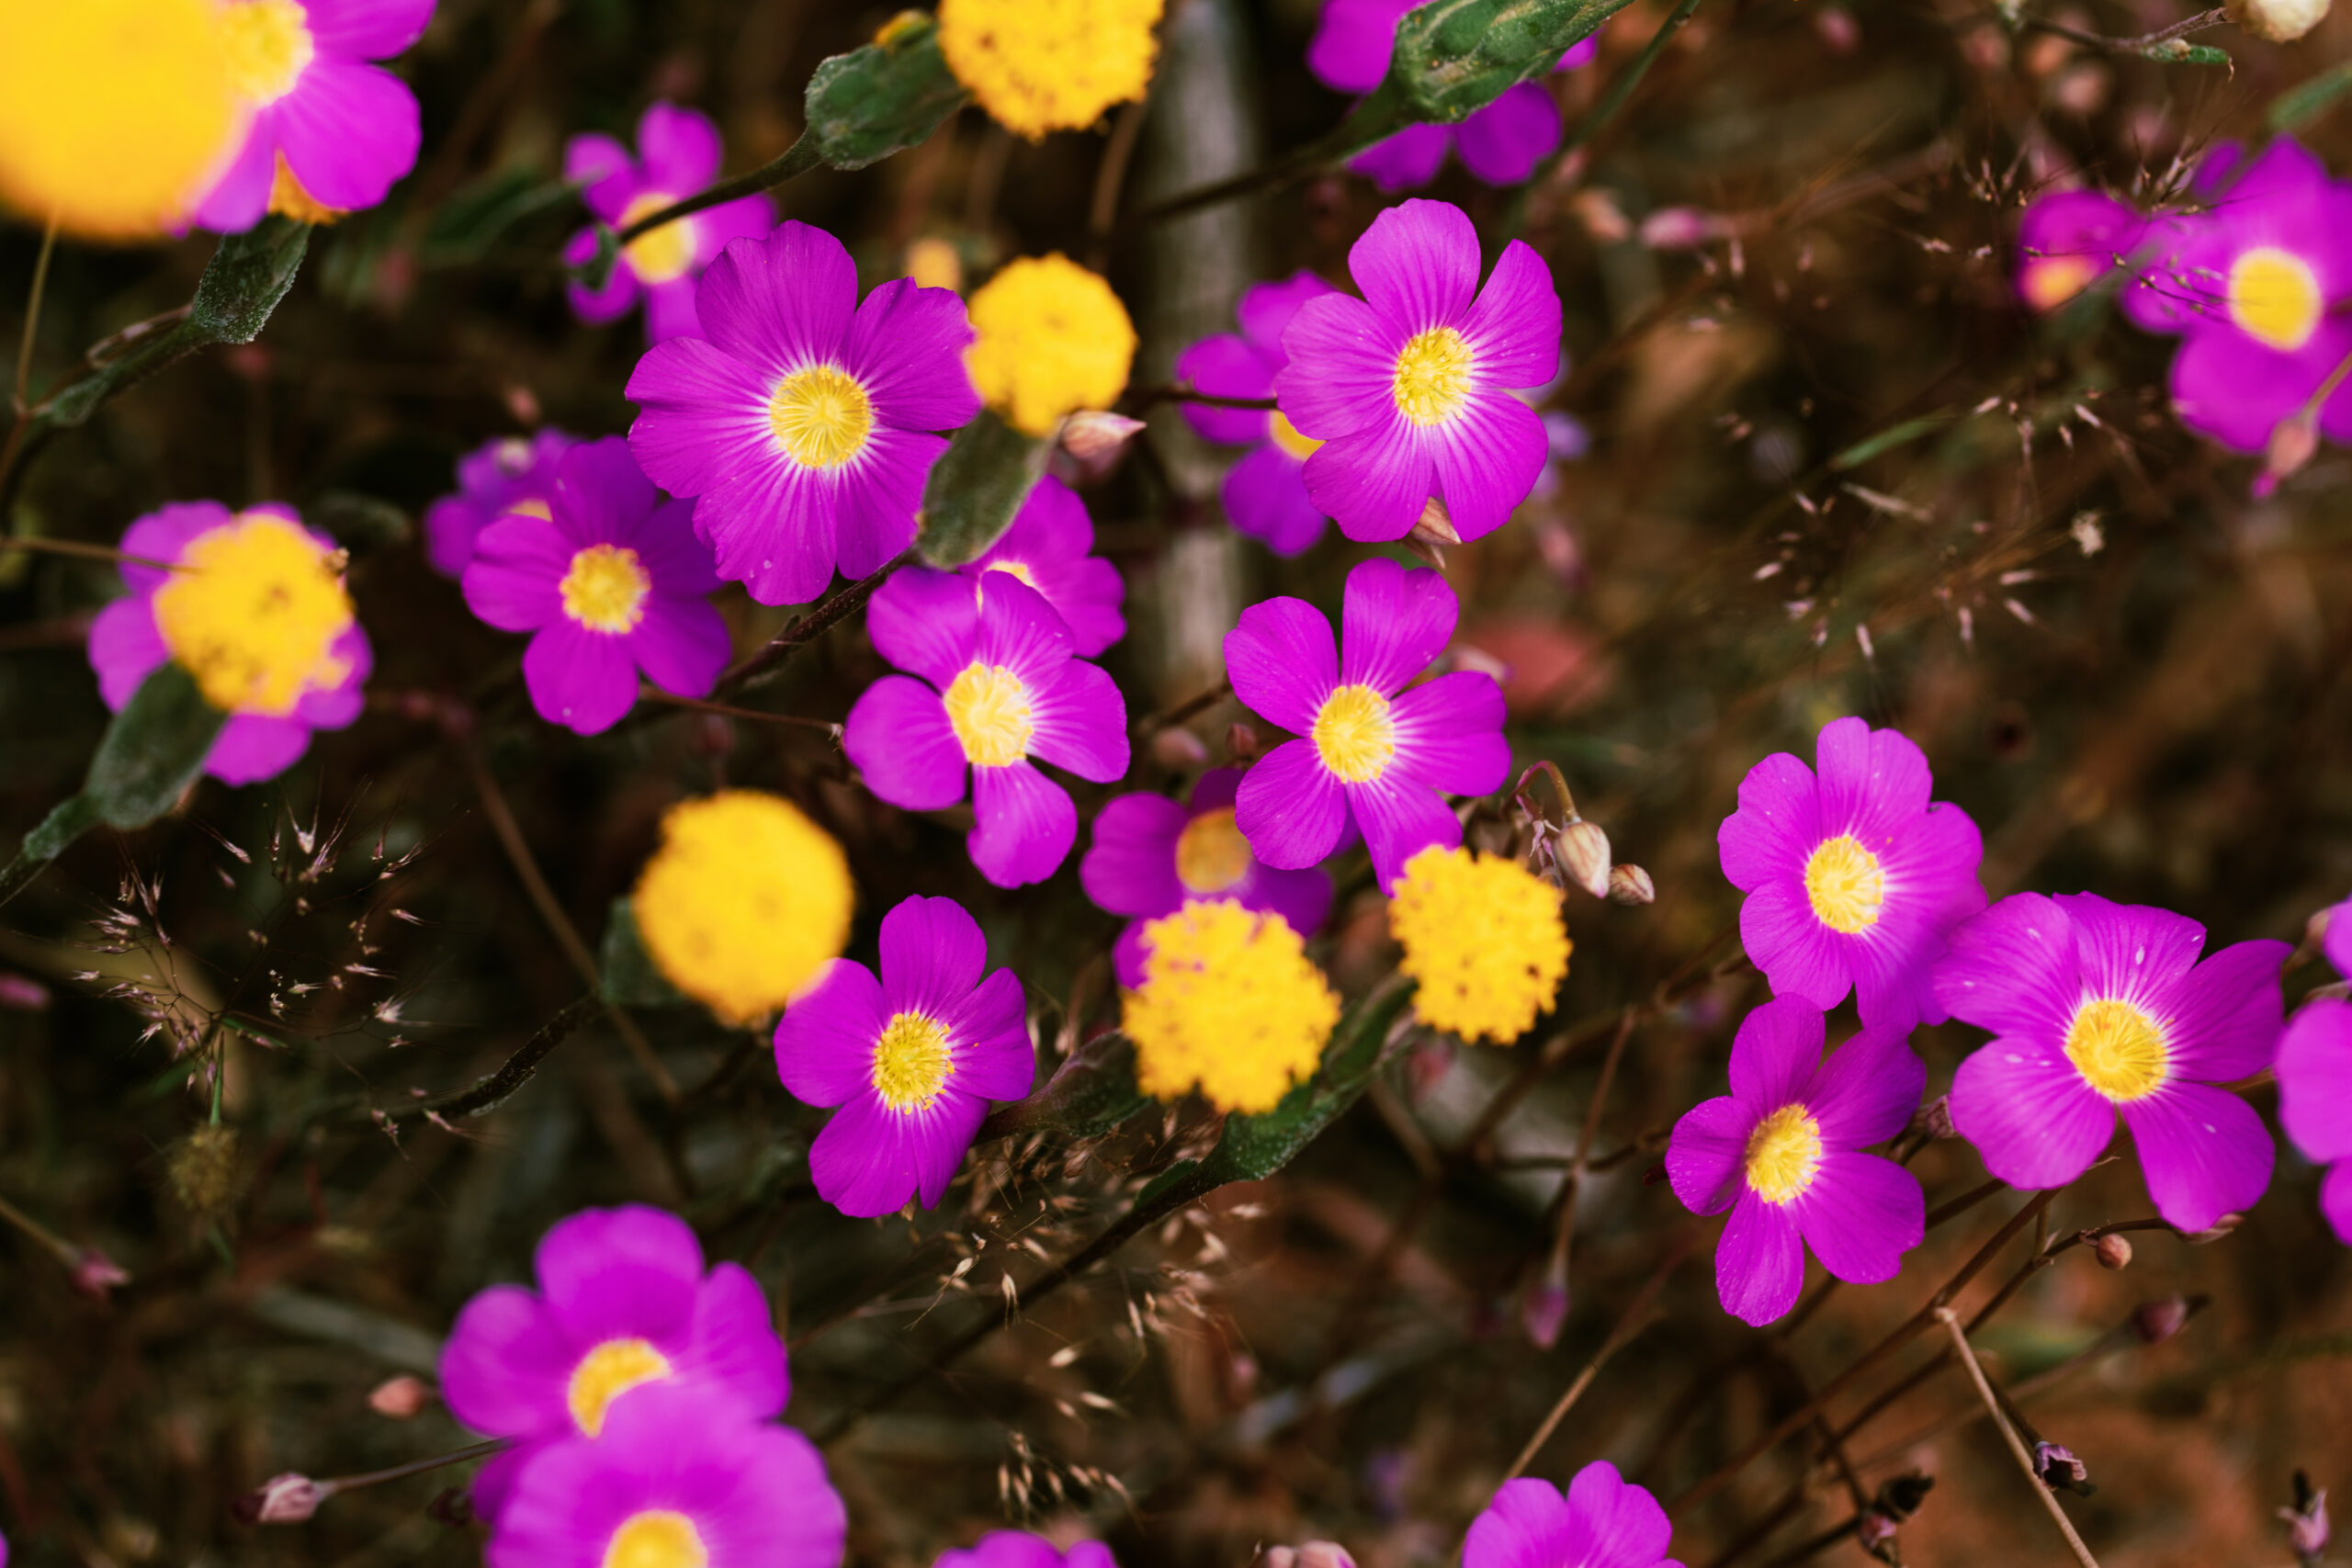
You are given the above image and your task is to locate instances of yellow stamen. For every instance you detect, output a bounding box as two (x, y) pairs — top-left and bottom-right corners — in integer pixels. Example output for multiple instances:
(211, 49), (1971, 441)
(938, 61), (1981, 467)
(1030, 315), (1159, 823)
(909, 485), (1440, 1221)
(871, 1011), (956, 1112)
(1389, 845), (1571, 1045)
(2064, 998), (2169, 1101)
(1311, 683), (1395, 784)
(2020, 255), (2099, 311)
(943, 662), (1034, 768)
(1123, 899), (1339, 1114)
(151, 512), (354, 716)
(769, 364), (875, 470)
(266, 155), (342, 224)
(2228, 245), (2324, 352)
(1744, 1103), (1825, 1204)
(560, 544), (652, 635)
(218, 0), (314, 105)
(603, 1511), (708, 1568)
(1392, 326), (1475, 426)
(1268, 409), (1324, 461)
(1804, 834), (1885, 935)
(566, 1338), (672, 1437)
(618, 191), (695, 285)
(1174, 807), (1252, 894)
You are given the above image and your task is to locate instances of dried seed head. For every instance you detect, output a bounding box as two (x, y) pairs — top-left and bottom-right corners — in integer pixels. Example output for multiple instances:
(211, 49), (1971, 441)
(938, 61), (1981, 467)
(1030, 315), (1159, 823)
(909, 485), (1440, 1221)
(165, 1126), (243, 1224)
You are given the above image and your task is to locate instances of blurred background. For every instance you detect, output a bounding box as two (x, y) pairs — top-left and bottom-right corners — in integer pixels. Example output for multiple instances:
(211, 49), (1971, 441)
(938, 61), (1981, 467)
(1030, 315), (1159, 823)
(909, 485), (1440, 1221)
(2, 0), (2350, 1563)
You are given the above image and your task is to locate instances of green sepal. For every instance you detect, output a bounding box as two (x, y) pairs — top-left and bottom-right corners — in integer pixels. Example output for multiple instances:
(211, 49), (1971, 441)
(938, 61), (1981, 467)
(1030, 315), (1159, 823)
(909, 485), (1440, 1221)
(85, 664), (228, 830)
(915, 409), (1053, 568)
(599, 897), (691, 1009)
(0, 794), (102, 909)
(805, 13), (973, 172)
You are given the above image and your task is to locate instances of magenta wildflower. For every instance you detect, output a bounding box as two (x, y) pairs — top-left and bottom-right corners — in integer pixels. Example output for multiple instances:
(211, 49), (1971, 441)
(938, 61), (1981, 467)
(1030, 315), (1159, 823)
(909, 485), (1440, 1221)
(1175, 271), (1340, 556)
(1225, 557), (1508, 892)
(562, 103), (776, 344)
(1937, 892), (2289, 1234)
(1081, 768), (1334, 986)
(1306, 0), (1595, 191)
(2016, 189), (2147, 313)
(440, 1205), (789, 1519)
(959, 474), (1125, 656)
(489, 1383), (844, 1568)
(1717, 716), (1986, 1033)
(87, 501), (371, 786)
(628, 220), (980, 605)
(196, 0), (432, 231)
(937, 1534), (1118, 1568)
(1277, 200), (1561, 543)
(2267, 895), (2352, 1243)
(1667, 997), (1927, 1327)
(424, 430), (577, 579)
(1464, 1462), (1680, 1568)
(842, 569), (1128, 888)
(460, 437), (729, 736)
(774, 896), (1034, 1218)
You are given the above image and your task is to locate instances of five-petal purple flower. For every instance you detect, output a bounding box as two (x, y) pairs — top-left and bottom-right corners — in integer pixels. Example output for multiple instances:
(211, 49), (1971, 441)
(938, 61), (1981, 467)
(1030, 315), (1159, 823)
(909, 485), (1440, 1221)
(424, 429), (577, 579)
(1464, 1462), (1681, 1568)
(1176, 271), (1340, 556)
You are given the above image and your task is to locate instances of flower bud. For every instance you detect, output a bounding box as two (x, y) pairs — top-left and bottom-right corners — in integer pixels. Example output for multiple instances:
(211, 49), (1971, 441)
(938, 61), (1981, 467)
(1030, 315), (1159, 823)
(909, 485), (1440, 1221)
(1523, 1251), (1570, 1349)
(2035, 1441), (2092, 1494)
(1295, 1543), (1355, 1568)
(2256, 407), (2322, 498)
(368, 1375), (433, 1419)
(0, 971), (49, 1010)
(2180, 1213), (2242, 1244)
(1572, 189), (1632, 243)
(1555, 819), (1612, 899)
(2227, 0), (2330, 40)
(2132, 1293), (2192, 1345)
(70, 1246), (131, 1301)
(1149, 726), (1210, 770)
(1060, 409), (1147, 462)
(1855, 1511), (1899, 1560)
(2282, 1472), (2329, 1565)
(1226, 722), (1260, 763)
(1403, 497), (1458, 569)
(1639, 206), (1723, 250)
(1606, 864), (1656, 905)
(2093, 1232), (2133, 1270)
(1909, 1095), (1958, 1141)
(427, 1487), (476, 1527)
(233, 1473), (322, 1526)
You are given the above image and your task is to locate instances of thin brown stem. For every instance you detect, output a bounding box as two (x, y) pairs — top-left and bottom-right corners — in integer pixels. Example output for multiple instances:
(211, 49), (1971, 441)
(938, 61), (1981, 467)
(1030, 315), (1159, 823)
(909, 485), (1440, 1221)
(13, 211), (58, 412)
(1136, 678), (1232, 733)
(1085, 98), (1151, 269)
(714, 546), (913, 696)
(1505, 1231), (1693, 1480)
(1934, 1308), (2103, 1568)
(0, 536), (185, 571)
(2018, 4), (2225, 51)
(640, 690), (842, 732)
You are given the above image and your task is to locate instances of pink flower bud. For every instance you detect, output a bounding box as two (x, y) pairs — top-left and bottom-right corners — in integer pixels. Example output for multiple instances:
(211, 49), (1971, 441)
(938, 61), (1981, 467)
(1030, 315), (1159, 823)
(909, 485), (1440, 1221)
(1639, 207), (1722, 251)
(2132, 1293), (2192, 1345)
(234, 1473), (322, 1525)
(2093, 1233), (2132, 1270)
(69, 1247), (130, 1300)
(1149, 727), (1210, 770)
(1606, 864), (1655, 905)
(1060, 409), (1147, 462)
(0, 972), (49, 1010)
(368, 1375), (433, 1419)
(1555, 820), (1612, 898)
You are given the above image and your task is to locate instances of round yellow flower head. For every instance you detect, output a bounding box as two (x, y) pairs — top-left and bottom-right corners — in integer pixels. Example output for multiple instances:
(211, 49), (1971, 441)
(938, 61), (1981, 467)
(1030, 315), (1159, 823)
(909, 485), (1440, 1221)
(1389, 845), (1572, 1045)
(631, 791), (854, 1024)
(1123, 899), (1340, 1115)
(937, 0), (1163, 141)
(0, 0), (246, 240)
(153, 512), (356, 716)
(966, 254), (1138, 436)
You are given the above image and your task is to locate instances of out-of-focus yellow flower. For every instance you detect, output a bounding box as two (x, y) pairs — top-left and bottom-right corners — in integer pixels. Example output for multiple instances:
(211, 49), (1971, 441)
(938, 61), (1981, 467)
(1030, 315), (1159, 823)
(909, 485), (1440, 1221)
(0, 0), (247, 240)
(965, 254), (1137, 436)
(906, 236), (964, 293)
(937, 0), (1163, 141)
(153, 512), (355, 716)
(1124, 899), (1339, 1114)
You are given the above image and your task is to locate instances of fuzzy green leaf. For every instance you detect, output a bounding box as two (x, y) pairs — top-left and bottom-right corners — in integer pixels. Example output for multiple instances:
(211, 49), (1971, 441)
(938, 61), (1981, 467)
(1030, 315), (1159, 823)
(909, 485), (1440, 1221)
(85, 664), (227, 830)
(0, 793), (102, 909)
(1386, 0), (1641, 124)
(805, 14), (973, 172)
(915, 409), (1054, 567)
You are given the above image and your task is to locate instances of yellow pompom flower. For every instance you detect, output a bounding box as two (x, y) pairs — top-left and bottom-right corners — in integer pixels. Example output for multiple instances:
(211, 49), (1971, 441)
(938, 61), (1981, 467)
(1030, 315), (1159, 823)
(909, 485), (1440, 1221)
(937, 0), (1163, 141)
(153, 512), (356, 716)
(1123, 899), (1340, 1115)
(1389, 845), (1572, 1045)
(0, 0), (246, 240)
(966, 254), (1138, 436)
(631, 791), (854, 1024)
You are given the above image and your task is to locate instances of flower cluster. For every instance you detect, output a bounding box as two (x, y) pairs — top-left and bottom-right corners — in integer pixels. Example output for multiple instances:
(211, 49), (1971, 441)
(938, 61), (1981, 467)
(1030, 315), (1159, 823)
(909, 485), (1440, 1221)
(1389, 844), (1570, 1045)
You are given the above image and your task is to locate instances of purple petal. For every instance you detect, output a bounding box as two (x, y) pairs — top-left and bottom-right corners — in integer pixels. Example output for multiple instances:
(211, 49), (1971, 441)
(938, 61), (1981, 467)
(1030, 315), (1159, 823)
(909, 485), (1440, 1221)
(2120, 1082), (2273, 1234)
(192, 118), (277, 231)
(1932, 892), (2079, 1041)
(692, 452), (842, 605)
(642, 278), (702, 344)
(774, 959), (890, 1107)
(1561, 1460), (1675, 1568)
(842, 277), (982, 434)
(1949, 1037), (2114, 1189)
(462, 516), (570, 633)
(625, 335), (779, 499)
(1244, 861), (1336, 943)
(439, 1284), (575, 1438)
(1350, 123), (1453, 192)
(693, 222), (856, 372)
(1801, 1024), (1926, 1149)
(831, 428), (936, 578)
(1028, 660), (1128, 783)
(303, 0), (435, 57)
(1340, 557), (1456, 691)
(968, 762), (1075, 887)
(1667, 1095), (1758, 1217)
(941, 970), (1036, 1102)
(1175, 334), (1277, 446)
(2170, 323), (2342, 455)
(275, 60), (421, 210)
(843, 676), (967, 812)
(1350, 198), (1482, 330)
(1306, 0), (1414, 92)
(1306, 417), (1438, 543)
(1464, 1477), (1572, 1568)
(535, 1205), (701, 1347)
(1454, 85), (1561, 186)
(523, 623), (639, 735)
(1349, 772), (1462, 893)
(1390, 673), (1510, 795)
(808, 1089), (982, 1216)
(867, 563), (984, 687)
(1226, 594), (1339, 733)
(625, 497), (723, 595)
(1080, 793), (1190, 918)
(627, 596), (729, 699)
(1238, 272), (1339, 359)
(2158, 937), (2290, 1084)
(87, 597), (166, 710)
(206, 716), (314, 785)
(1461, 237), (1564, 388)
(1740, 880), (1857, 1013)
(2053, 891), (2207, 1003)
(1792, 1152), (1923, 1285)
(1222, 445), (1328, 556)
(1715, 1190), (1806, 1326)
(636, 102), (722, 192)
(1234, 739), (1349, 871)
(673, 1263), (788, 1417)
(1718, 750), (1824, 891)
(1430, 389), (1547, 540)
(566, 226), (643, 323)
(1812, 716), (1930, 840)
(2322, 1160), (2352, 1246)
(2326, 897), (2352, 980)
(563, 132), (634, 210)
(1728, 995), (1823, 1112)
(1279, 292), (1408, 441)
(2278, 997), (2352, 1163)
(878, 895), (989, 1018)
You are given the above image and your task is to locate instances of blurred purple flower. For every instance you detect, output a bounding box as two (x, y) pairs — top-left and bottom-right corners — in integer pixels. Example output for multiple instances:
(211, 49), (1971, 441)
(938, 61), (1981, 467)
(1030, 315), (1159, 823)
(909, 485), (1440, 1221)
(424, 429), (577, 578)
(562, 103), (776, 344)
(1081, 768), (1333, 986)
(960, 475), (1125, 655)
(1277, 200), (1561, 543)
(842, 569), (1128, 887)
(1176, 272), (1340, 556)
(1224, 558), (1508, 892)
(1937, 892), (2288, 1234)
(774, 896), (1035, 1218)
(1667, 997), (1927, 1326)
(628, 220), (979, 605)
(2015, 189), (2146, 313)
(460, 437), (729, 736)
(1464, 1461), (1681, 1568)
(935, 1531), (1116, 1568)
(1717, 716), (1985, 1033)
(2277, 892), (2352, 1244)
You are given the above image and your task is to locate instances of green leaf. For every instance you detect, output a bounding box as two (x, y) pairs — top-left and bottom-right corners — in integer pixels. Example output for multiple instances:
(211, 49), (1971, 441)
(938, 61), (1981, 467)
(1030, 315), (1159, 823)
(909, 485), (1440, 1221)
(85, 664), (227, 831)
(2271, 62), (2352, 130)
(1194, 976), (1418, 1188)
(1831, 412), (1960, 471)
(804, 12), (972, 172)
(1386, 0), (1642, 124)
(599, 897), (691, 1009)
(915, 409), (1054, 567)
(0, 793), (101, 909)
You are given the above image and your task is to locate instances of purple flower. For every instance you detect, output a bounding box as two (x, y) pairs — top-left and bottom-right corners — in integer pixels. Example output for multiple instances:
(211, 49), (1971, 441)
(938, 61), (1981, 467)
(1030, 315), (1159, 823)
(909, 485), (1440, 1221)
(2268, 897), (2352, 1244)
(87, 501), (371, 786)
(842, 568), (1128, 887)
(1176, 272), (1340, 556)
(628, 220), (980, 606)
(196, 0), (431, 231)
(1081, 769), (1334, 986)
(937, 1534), (1117, 1568)
(2128, 139), (2352, 453)
(440, 1205), (789, 1519)
(960, 474), (1125, 656)
(774, 896), (1035, 1218)
(1464, 1461), (1680, 1568)
(488, 1383), (844, 1568)
(460, 437), (730, 736)
(1717, 716), (1986, 1033)
(424, 429), (577, 579)
(1667, 997), (1927, 1326)
(1306, 0), (1594, 191)
(1224, 557), (1508, 892)
(562, 103), (777, 344)
(2016, 189), (2147, 313)
(1937, 892), (2289, 1234)
(1277, 200), (1561, 543)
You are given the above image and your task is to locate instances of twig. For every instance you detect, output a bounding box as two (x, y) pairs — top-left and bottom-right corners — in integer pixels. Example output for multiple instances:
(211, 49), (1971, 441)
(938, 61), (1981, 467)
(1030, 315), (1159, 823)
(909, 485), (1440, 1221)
(1136, 678), (1232, 733)
(0, 536), (185, 571)
(1504, 1230), (1693, 1480)
(2017, 5), (2226, 51)
(1934, 1308), (2103, 1568)
(12, 210), (58, 412)
(713, 546), (915, 696)
(639, 690), (842, 732)
(1127, 385), (1282, 412)
(390, 994), (605, 1121)
(615, 137), (825, 250)
(1086, 98), (1152, 269)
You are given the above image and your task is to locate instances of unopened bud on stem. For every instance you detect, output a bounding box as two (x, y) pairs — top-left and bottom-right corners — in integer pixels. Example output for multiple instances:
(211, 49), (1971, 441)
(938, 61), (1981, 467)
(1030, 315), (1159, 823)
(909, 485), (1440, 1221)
(1555, 819), (1612, 898)
(233, 1473), (325, 1526)
(1606, 864), (1655, 905)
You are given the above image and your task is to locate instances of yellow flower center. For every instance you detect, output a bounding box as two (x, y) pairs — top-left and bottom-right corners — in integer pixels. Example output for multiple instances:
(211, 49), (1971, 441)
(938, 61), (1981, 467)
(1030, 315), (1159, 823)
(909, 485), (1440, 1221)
(2228, 246), (2324, 353)
(935, 0), (1165, 142)
(1803, 834), (1885, 935)
(943, 661), (1034, 768)
(1268, 410), (1324, 462)
(560, 544), (652, 635)
(1124, 899), (1339, 1114)
(631, 791), (855, 1023)
(906, 235), (965, 292)
(1392, 326), (1475, 427)
(965, 254), (1138, 436)
(1174, 807), (1252, 894)
(1311, 683), (1396, 784)
(769, 364), (875, 470)
(151, 512), (355, 716)
(618, 191), (695, 285)
(217, 0), (314, 105)
(603, 1511), (708, 1568)
(1744, 1103), (1825, 1204)
(1389, 845), (1572, 1045)
(566, 1337), (672, 1437)
(510, 498), (554, 521)
(872, 1011), (956, 1112)
(2064, 998), (2169, 1101)
(2020, 254), (2100, 312)
(267, 154), (342, 224)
